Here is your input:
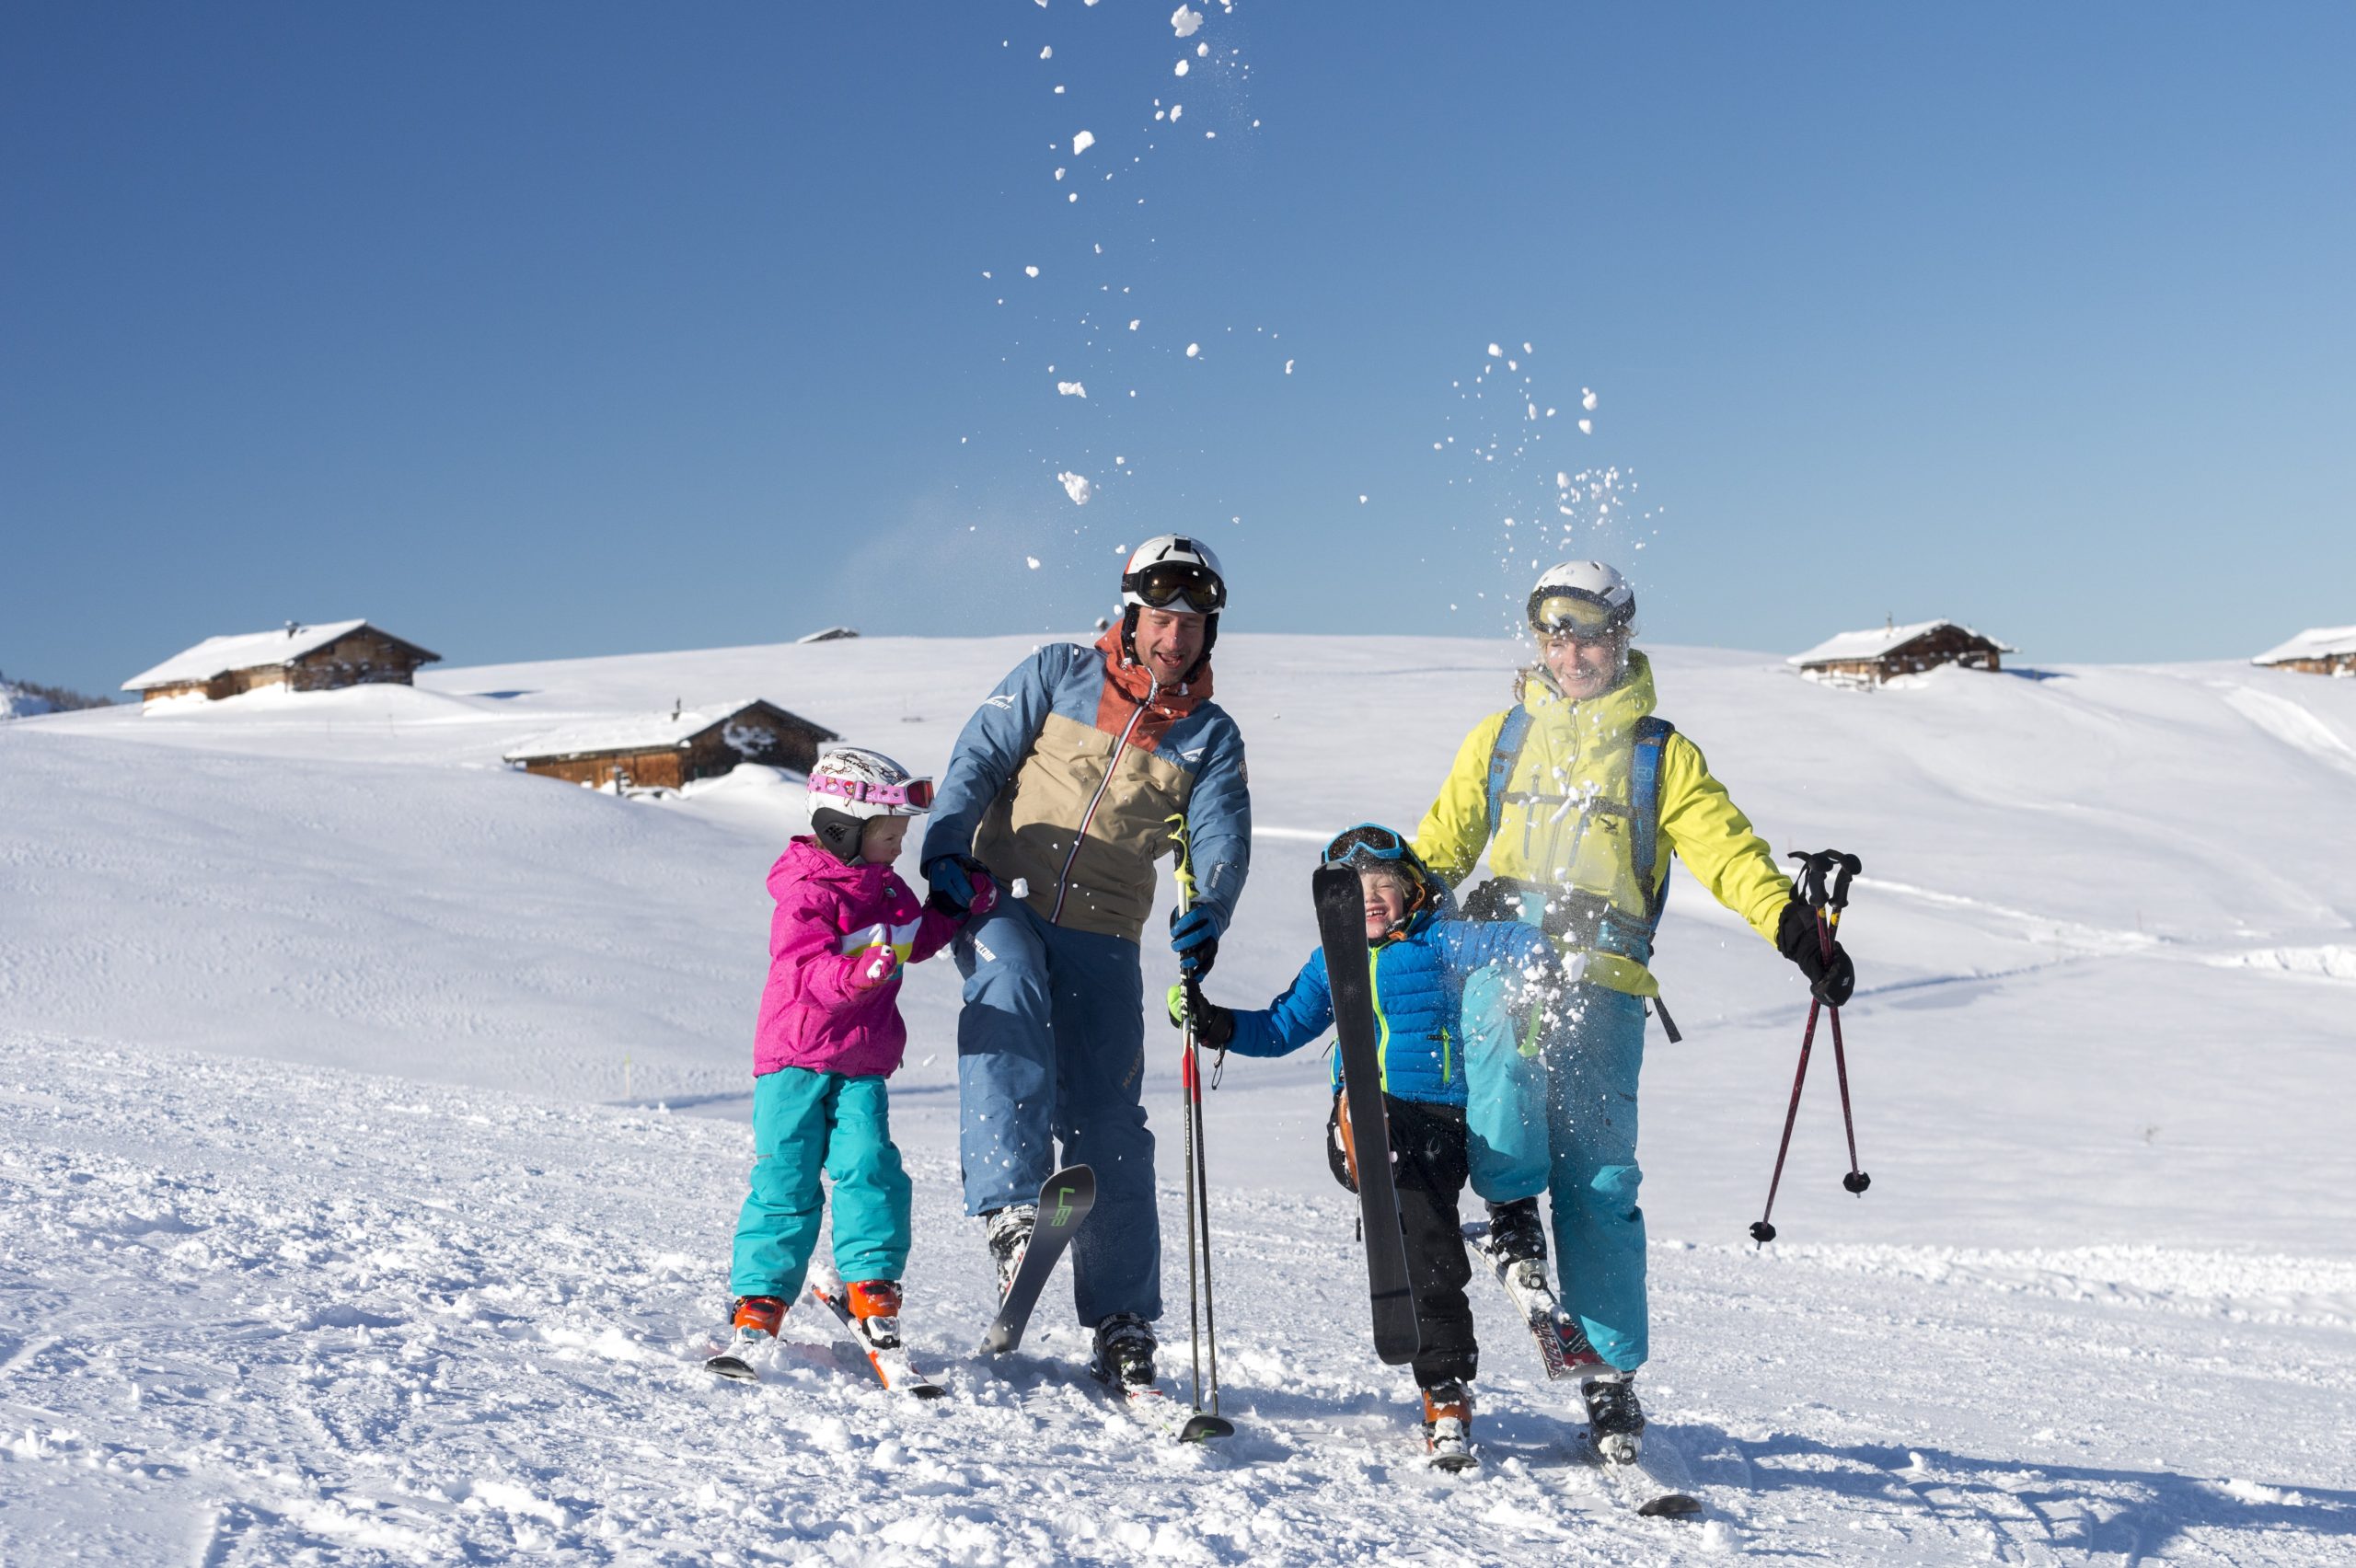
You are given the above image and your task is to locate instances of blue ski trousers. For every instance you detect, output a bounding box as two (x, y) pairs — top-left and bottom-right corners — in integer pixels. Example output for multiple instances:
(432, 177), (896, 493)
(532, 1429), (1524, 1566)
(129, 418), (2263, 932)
(1542, 984), (1651, 1372)
(953, 898), (1160, 1328)
(728, 1066), (911, 1300)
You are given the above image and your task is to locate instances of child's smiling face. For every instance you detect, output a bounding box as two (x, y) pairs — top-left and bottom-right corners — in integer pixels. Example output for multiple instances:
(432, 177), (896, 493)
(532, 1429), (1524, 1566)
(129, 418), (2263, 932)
(1360, 869), (1409, 938)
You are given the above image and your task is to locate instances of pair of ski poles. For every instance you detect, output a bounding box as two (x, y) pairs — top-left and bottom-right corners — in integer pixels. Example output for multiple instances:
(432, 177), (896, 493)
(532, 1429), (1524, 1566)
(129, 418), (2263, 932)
(1167, 814), (1222, 1419)
(1750, 848), (1871, 1246)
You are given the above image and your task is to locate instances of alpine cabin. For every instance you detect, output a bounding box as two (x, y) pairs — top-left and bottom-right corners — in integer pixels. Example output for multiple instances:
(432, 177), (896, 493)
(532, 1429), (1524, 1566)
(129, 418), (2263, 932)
(502, 698), (838, 790)
(2252, 626), (2356, 678)
(122, 620), (441, 703)
(1788, 619), (2013, 686)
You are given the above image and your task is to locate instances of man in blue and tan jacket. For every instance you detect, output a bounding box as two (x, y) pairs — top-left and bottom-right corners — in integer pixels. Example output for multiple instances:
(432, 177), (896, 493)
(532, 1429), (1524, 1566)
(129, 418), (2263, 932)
(921, 536), (1250, 1390)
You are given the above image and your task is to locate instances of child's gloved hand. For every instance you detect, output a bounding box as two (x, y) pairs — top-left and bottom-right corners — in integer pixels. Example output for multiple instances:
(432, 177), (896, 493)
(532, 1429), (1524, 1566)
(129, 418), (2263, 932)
(1163, 982), (1235, 1049)
(851, 945), (902, 991)
(965, 871), (999, 920)
(924, 855), (989, 916)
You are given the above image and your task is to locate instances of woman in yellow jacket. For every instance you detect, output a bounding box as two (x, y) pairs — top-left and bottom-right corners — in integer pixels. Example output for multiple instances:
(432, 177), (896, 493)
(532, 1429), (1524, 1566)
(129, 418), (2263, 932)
(1414, 560), (1855, 1454)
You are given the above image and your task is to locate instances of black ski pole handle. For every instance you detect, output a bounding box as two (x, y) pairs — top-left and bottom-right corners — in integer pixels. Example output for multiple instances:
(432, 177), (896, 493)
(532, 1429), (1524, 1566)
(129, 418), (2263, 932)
(1826, 851), (1862, 913)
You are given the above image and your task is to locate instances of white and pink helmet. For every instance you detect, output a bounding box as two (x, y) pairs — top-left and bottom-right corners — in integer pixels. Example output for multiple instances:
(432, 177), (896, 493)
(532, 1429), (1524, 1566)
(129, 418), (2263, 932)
(805, 746), (933, 819)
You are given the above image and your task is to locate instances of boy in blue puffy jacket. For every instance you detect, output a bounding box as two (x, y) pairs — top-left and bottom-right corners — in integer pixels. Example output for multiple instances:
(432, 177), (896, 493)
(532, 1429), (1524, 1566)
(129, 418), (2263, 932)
(1168, 824), (1560, 1457)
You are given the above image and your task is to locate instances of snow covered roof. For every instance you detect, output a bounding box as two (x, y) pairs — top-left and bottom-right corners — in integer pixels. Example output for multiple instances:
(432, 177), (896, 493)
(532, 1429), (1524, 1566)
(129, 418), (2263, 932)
(121, 620), (438, 691)
(502, 699), (829, 763)
(1787, 619), (2014, 667)
(2251, 625), (2356, 665)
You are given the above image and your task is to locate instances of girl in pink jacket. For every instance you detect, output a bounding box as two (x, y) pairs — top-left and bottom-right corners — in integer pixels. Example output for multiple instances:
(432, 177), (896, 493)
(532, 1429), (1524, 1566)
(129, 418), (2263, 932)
(709, 747), (994, 1381)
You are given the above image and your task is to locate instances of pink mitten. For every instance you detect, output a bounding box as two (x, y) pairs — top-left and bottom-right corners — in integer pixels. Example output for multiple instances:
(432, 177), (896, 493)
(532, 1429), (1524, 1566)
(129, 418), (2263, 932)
(851, 945), (901, 991)
(967, 872), (1000, 919)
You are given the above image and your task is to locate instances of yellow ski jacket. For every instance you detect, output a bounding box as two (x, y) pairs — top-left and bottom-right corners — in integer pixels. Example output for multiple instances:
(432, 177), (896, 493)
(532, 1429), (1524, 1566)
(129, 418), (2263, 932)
(1413, 651), (1793, 997)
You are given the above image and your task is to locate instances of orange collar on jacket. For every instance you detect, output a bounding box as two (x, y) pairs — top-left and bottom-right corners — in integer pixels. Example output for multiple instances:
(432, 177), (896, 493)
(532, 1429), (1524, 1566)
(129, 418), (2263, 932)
(1092, 627), (1210, 750)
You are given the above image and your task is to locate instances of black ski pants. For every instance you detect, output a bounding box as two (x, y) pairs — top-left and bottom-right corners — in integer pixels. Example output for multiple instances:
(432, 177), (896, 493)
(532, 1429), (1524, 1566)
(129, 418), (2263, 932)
(1384, 1094), (1477, 1389)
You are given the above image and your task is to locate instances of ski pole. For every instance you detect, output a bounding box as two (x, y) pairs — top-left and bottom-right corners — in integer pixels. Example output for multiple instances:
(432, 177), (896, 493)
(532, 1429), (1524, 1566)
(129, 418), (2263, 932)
(1165, 813), (1220, 1415)
(1750, 849), (1868, 1245)
(1816, 853), (1871, 1197)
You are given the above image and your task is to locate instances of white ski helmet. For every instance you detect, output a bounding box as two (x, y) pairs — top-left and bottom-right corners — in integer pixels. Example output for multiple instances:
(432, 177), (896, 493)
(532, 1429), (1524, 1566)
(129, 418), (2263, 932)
(1527, 559), (1638, 640)
(806, 746), (933, 820)
(1119, 534), (1228, 615)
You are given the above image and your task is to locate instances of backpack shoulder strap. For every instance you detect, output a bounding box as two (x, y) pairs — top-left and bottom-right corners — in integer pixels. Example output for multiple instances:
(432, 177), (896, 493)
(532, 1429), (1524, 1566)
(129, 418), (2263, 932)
(1484, 705), (1533, 840)
(1630, 716), (1676, 928)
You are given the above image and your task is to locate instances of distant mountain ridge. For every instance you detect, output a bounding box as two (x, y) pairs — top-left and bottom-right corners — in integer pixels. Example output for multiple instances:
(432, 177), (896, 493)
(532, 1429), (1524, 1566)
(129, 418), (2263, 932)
(0, 669), (114, 718)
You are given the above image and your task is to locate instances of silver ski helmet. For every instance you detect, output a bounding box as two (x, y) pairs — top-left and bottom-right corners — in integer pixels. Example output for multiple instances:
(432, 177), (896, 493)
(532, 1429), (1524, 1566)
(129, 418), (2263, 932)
(1118, 533), (1228, 678)
(1527, 559), (1638, 640)
(805, 745), (933, 861)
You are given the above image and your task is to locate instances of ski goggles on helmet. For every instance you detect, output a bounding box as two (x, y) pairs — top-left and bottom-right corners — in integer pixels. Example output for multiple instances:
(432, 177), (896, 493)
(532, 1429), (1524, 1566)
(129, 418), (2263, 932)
(809, 774), (935, 810)
(1123, 561), (1227, 615)
(1322, 823), (1411, 869)
(1528, 589), (1633, 640)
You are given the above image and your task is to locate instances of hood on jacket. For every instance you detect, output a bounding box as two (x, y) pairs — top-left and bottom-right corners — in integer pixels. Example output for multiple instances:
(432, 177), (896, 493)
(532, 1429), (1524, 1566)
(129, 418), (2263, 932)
(769, 835), (895, 901)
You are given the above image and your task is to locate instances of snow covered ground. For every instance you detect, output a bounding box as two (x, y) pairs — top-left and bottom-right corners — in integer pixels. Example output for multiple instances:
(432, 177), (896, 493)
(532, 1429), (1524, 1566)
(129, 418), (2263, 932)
(6, 633), (2355, 1563)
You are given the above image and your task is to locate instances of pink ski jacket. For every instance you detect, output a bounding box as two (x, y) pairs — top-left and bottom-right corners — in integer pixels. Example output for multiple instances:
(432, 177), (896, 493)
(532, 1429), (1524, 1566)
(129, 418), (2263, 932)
(753, 837), (962, 1078)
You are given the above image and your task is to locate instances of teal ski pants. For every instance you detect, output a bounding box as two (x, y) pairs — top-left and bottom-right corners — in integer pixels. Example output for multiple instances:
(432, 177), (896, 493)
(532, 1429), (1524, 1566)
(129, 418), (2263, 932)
(1542, 984), (1651, 1372)
(729, 1066), (911, 1299)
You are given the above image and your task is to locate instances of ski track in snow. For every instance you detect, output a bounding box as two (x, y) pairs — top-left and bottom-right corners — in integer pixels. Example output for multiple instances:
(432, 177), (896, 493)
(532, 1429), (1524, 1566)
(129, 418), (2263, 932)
(6, 1033), (2354, 1565)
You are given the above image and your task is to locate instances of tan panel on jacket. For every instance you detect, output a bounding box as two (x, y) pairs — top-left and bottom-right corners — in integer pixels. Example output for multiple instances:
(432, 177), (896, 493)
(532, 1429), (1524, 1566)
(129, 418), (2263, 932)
(975, 711), (1195, 943)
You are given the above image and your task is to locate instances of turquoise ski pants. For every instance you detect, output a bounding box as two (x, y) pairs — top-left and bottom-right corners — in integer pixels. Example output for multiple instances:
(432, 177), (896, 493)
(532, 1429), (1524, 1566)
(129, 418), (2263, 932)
(729, 1066), (911, 1299)
(1542, 984), (1651, 1372)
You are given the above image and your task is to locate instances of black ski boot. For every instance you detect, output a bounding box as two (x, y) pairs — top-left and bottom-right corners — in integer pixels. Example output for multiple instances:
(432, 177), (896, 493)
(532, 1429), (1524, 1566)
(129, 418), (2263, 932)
(1485, 1197), (1547, 1266)
(984, 1203), (1035, 1300)
(1581, 1370), (1646, 1463)
(1089, 1312), (1157, 1389)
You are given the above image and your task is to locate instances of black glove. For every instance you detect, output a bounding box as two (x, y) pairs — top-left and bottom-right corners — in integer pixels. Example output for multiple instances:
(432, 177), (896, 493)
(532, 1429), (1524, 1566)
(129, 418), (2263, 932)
(1169, 905), (1222, 979)
(1163, 983), (1235, 1049)
(1776, 898), (1856, 1009)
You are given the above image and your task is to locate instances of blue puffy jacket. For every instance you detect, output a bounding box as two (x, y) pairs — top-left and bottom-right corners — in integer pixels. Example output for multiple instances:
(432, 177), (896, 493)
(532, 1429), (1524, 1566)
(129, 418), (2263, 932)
(1226, 904), (1554, 1106)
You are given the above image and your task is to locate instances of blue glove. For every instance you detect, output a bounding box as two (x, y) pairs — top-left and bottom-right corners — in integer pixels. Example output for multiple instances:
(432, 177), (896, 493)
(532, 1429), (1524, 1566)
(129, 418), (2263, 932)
(1169, 905), (1224, 979)
(925, 855), (987, 916)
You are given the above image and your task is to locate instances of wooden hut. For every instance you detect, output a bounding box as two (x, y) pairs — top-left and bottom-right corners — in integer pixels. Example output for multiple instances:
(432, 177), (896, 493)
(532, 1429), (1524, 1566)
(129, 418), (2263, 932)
(1788, 619), (2013, 686)
(122, 620), (441, 703)
(2251, 626), (2356, 678)
(502, 698), (838, 790)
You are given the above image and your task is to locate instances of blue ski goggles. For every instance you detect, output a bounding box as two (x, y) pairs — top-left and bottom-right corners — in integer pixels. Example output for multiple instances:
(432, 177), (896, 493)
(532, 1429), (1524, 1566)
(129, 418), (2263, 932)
(1322, 823), (1411, 869)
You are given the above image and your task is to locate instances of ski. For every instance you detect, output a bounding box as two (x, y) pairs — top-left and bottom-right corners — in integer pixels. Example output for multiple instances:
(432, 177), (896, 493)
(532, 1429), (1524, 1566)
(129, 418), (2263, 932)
(1582, 1424), (1703, 1519)
(703, 1337), (766, 1383)
(1312, 864), (1422, 1365)
(1462, 1219), (1603, 1383)
(806, 1268), (946, 1400)
(980, 1164), (1097, 1355)
(1089, 1370), (1235, 1445)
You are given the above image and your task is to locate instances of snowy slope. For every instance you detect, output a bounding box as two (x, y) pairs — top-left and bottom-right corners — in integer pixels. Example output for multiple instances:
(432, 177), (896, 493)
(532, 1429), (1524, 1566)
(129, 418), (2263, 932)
(6, 634), (2356, 1562)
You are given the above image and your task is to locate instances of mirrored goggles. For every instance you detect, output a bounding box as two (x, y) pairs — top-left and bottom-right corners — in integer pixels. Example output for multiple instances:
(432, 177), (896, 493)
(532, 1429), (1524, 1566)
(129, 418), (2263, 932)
(1322, 823), (1409, 868)
(811, 775), (935, 810)
(1529, 591), (1629, 640)
(1126, 562), (1227, 614)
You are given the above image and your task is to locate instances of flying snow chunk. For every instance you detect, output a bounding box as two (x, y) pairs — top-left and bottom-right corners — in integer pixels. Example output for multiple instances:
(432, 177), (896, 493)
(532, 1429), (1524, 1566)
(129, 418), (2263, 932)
(1172, 5), (1203, 38)
(1073, 130), (1096, 155)
(1026, 556), (1042, 570)
(1284, 359), (1294, 374)
(1040, 45), (1052, 59)
(1024, 265), (1040, 278)
(1128, 318), (1140, 330)
(1582, 388), (1599, 410)
(1185, 342), (1200, 358)
(1358, 494), (1369, 504)
(1057, 381), (1087, 398)
(1578, 419), (1594, 434)
(1057, 472), (1093, 505)
(1555, 471), (1570, 489)
(1487, 343), (1504, 357)
(1175, 59), (1189, 76)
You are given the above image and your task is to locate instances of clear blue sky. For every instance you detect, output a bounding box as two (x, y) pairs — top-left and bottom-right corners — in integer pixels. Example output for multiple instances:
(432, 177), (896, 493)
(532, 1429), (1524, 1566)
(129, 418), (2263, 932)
(6, 3), (2351, 697)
